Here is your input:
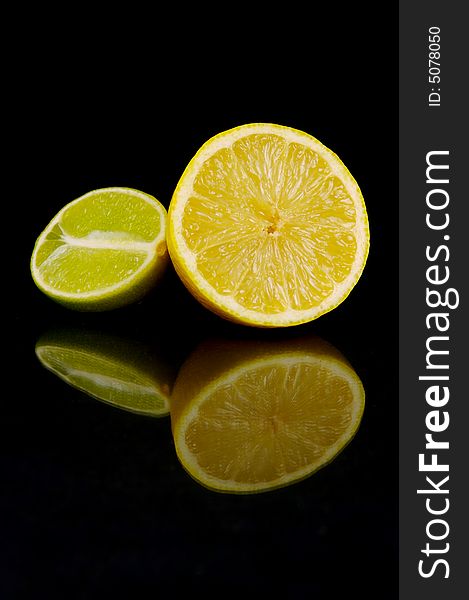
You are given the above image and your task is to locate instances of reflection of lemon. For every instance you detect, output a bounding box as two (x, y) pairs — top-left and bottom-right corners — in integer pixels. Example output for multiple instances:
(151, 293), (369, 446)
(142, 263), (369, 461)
(168, 124), (369, 327)
(36, 329), (175, 417)
(171, 338), (365, 493)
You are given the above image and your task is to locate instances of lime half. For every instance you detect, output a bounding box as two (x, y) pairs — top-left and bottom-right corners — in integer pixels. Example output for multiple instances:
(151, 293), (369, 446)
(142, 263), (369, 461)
(31, 187), (169, 311)
(36, 329), (175, 417)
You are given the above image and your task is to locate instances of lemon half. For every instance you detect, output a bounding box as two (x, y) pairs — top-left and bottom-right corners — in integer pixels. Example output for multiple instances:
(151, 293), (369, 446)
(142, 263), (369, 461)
(168, 124), (369, 327)
(171, 337), (365, 493)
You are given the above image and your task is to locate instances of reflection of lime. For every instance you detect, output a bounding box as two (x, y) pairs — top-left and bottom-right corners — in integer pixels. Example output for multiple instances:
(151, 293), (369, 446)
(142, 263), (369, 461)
(36, 330), (175, 417)
(168, 123), (369, 327)
(171, 338), (365, 493)
(31, 187), (169, 311)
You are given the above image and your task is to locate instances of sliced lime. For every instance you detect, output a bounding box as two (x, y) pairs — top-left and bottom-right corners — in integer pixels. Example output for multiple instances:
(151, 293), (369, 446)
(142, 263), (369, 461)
(36, 329), (175, 417)
(31, 187), (168, 310)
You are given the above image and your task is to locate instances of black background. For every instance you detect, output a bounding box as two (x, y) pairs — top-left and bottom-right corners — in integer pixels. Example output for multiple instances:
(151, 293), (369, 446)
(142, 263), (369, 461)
(6, 10), (397, 599)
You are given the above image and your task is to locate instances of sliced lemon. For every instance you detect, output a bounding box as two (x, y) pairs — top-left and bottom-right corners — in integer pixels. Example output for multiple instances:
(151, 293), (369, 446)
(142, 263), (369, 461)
(31, 187), (169, 311)
(168, 124), (369, 327)
(36, 329), (175, 417)
(171, 337), (365, 493)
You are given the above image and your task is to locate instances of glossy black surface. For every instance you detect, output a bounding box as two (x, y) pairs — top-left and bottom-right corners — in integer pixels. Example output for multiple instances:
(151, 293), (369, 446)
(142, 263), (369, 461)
(6, 12), (397, 599)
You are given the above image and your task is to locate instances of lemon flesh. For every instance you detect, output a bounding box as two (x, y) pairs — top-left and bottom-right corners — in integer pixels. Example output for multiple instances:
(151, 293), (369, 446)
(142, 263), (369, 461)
(168, 124), (369, 327)
(171, 338), (365, 493)
(31, 187), (169, 310)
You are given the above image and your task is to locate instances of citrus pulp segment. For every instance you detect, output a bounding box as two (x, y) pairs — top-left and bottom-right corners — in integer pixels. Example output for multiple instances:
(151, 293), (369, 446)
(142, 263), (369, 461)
(171, 337), (365, 493)
(31, 187), (169, 310)
(168, 124), (369, 327)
